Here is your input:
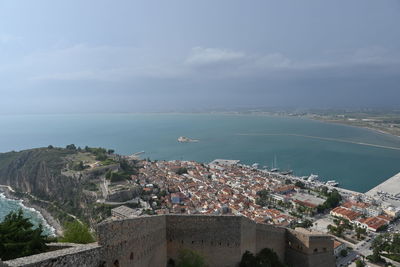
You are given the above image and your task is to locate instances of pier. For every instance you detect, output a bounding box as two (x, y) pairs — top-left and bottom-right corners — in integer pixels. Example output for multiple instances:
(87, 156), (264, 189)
(366, 172), (400, 198)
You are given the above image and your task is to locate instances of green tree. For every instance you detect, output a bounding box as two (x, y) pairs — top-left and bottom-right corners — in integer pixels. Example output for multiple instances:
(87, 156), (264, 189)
(66, 144), (76, 150)
(294, 219), (313, 229)
(239, 248), (286, 267)
(176, 167), (188, 175)
(294, 181), (305, 189)
(0, 209), (48, 260)
(340, 249), (348, 257)
(176, 249), (205, 267)
(73, 161), (87, 171)
(256, 248), (286, 267)
(317, 189), (342, 213)
(355, 227), (366, 239)
(355, 259), (365, 267)
(240, 251), (258, 267)
(60, 220), (94, 244)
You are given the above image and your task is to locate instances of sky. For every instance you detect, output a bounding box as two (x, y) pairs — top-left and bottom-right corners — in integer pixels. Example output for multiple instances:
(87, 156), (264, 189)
(1, 0), (400, 114)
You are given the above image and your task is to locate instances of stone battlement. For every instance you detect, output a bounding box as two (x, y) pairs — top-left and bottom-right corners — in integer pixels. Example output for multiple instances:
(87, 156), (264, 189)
(3, 214), (335, 267)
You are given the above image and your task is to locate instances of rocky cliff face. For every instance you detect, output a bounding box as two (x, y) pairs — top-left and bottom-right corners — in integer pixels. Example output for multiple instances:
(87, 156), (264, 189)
(0, 149), (75, 200)
(0, 148), (104, 225)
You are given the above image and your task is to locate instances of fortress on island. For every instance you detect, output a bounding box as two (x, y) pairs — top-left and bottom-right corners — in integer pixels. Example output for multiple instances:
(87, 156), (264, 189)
(2, 214), (335, 267)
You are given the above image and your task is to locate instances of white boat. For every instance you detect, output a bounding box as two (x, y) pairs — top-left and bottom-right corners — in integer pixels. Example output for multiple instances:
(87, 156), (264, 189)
(326, 180), (339, 187)
(307, 174), (319, 182)
(252, 163), (259, 169)
(270, 155), (279, 172)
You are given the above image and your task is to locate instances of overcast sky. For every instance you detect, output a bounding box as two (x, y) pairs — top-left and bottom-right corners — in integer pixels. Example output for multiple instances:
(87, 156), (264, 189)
(1, 0), (400, 114)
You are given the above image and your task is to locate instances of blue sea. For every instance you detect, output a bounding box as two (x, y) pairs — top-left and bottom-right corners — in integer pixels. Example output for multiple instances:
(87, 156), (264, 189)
(0, 193), (55, 236)
(1, 113), (400, 227)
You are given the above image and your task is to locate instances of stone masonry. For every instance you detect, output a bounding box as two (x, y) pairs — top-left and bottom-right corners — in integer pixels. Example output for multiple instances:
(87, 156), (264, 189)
(3, 214), (335, 267)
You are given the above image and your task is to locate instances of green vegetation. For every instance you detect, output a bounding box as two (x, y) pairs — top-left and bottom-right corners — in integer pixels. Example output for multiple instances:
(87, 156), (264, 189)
(82, 181), (98, 191)
(175, 249), (205, 267)
(294, 181), (305, 189)
(292, 219), (313, 229)
(367, 234), (387, 264)
(355, 259), (365, 267)
(355, 226), (367, 240)
(100, 158), (116, 166)
(239, 248), (287, 267)
(340, 249), (348, 257)
(176, 167), (188, 175)
(317, 189), (342, 213)
(66, 144), (77, 150)
(85, 146), (109, 161)
(327, 218), (352, 237)
(104, 158), (138, 182)
(369, 233), (400, 264)
(72, 160), (89, 171)
(327, 224), (344, 237)
(256, 189), (270, 207)
(106, 171), (131, 182)
(0, 146), (138, 231)
(0, 209), (48, 261)
(60, 220), (95, 244)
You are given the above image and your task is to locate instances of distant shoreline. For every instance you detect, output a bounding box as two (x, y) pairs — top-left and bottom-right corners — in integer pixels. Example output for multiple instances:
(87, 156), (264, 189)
(306, 117), (400, 139)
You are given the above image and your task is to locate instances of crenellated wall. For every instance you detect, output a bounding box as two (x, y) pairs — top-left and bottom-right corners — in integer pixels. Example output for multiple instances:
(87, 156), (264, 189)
(285, 228), (335, 267)
(166, 215), (244, 267)
(3, 215), (335, 267)
(255, 223), (287, 260)
(3, 243), (101, 267)
(97, 215), (167, 267)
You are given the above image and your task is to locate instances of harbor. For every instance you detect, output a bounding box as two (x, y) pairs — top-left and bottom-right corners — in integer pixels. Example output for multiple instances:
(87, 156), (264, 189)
(366, 172), (400, 207)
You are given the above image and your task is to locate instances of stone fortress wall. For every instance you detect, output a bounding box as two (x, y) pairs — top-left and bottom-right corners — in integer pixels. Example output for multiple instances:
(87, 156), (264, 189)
(3, 215), (335, 267)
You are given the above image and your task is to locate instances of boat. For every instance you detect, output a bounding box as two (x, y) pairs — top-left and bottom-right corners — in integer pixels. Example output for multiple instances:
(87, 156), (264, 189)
(178, 136), (199, 143)
(307, 174), (319, 182)
(270, 155), (279, 172)
(325, 180), (339, 187)
(280, 170), (293, 175)
(252, 163), (259, 169)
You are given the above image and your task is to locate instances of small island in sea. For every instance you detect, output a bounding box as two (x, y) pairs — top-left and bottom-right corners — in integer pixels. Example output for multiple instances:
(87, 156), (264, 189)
(177, 136), (199, 143)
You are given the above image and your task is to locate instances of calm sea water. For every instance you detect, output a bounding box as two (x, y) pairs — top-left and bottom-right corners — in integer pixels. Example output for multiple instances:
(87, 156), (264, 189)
(1, 113), (400, 223)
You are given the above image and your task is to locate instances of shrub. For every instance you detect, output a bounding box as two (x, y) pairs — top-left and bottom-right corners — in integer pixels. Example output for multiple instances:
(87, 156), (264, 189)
(60, 220), (95, 244)
(176, 249), (205, 267)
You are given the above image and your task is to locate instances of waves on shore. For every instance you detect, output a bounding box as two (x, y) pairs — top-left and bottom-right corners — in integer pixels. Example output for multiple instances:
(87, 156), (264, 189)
(0, 193), (55, 236)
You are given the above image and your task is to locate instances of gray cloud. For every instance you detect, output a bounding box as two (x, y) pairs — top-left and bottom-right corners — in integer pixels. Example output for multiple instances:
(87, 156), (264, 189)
(1, 0), (400, 113)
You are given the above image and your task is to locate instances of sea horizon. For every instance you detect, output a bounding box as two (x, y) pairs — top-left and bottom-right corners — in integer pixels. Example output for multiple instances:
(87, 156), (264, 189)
(0, 113), (399, 193)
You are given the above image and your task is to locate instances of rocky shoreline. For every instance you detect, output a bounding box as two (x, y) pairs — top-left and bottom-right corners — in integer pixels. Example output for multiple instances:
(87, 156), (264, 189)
(0, 186), (63, 236)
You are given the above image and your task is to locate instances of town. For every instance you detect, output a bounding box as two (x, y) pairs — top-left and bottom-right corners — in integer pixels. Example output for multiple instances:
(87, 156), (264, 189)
(104, 157), (400, 267)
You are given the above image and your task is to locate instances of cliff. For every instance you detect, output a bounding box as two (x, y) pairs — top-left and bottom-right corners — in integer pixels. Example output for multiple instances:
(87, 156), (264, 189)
(0, 148), (80, 204)
(0, 147), (129, 227)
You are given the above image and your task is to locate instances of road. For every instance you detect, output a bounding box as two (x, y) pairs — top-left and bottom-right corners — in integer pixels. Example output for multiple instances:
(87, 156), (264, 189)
(336, 251), (359, 267)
